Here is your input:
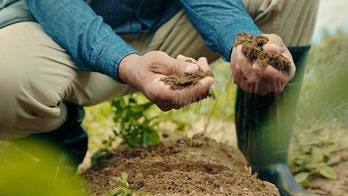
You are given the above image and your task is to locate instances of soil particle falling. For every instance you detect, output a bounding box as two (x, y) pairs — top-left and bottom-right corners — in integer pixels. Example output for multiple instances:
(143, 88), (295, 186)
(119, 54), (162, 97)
(234, 33), (292, 73)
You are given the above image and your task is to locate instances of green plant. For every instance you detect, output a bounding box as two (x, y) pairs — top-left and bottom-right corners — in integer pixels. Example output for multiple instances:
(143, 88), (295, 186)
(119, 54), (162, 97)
(90, 94), (160, 165)
(290, 28), (348, 185)
(108, 172), (147, 196)
(111, 94), (160, 148)
(90, 133), (117, 166)
(108, 173), (133, 196)
(290, 126), (341, 185)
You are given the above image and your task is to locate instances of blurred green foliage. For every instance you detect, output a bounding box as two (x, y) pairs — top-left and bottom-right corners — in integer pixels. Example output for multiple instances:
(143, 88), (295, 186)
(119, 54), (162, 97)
(297, 27), (348, 125)
(0, 140), (90, 195)
(290, 28), (348, 185)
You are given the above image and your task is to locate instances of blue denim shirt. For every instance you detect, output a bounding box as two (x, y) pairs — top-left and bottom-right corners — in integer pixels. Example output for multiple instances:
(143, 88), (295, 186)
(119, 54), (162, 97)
(24, 0), (262, 82)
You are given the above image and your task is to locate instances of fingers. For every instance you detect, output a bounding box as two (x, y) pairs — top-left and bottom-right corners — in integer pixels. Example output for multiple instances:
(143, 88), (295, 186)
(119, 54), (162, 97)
(235, 64), (287, 95)
(262, 34), (296, 78)
(239, 79), (284, 95)
(175, 54), (212, 74)
(262, 43), (280, 54)
(197, 56), (212, 72)
(124, 51), (215, 111)
(262, 65), (288, 84)
(157, 76), (214, 111)
(151, 53), (212, 76)
(176, 54), (198, 64)
(171, 54), (200, 74)
(165, 55), (214, 110)
(144, 53), (215, 111)
(231, 34), (297, 95)
(233, 45), (262, 83)
(232, 61), (286, 95)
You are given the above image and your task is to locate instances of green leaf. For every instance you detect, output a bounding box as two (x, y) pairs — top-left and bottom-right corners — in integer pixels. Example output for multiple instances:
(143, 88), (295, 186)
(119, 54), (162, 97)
(327, 155), (341, 166)
(140, 102), (154, 110)
(311, 147), (324, 162)
(142, 129), (160, 147)
(90, 148), (107, 166)
(318, 165), (337, 179)
(294, 172), (310, 184)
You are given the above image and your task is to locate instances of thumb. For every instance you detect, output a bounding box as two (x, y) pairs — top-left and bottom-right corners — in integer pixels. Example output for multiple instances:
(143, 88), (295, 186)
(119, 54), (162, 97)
(172, 54), (200, 74)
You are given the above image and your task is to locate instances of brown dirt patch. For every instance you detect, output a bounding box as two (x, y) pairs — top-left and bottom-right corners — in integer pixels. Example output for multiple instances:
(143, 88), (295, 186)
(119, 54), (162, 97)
(234, 33), (292, 73)
(83, 134), (280, 195)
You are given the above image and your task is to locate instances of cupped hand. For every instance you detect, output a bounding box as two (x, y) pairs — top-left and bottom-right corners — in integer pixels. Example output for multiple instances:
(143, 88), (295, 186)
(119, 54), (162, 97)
(230, 34), (296, 95)
(118, 51), (214, 111)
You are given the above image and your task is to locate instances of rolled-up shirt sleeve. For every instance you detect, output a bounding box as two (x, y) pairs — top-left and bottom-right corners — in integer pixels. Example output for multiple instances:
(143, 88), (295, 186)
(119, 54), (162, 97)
(179, 0), (263, 61)
(24, 0), (139, 82)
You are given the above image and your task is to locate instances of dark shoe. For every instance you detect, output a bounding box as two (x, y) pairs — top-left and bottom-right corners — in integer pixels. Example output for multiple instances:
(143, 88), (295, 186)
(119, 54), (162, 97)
(45, 102), (88, 167)
(12, 102), (88, 173)
(255, 164), (317, 196)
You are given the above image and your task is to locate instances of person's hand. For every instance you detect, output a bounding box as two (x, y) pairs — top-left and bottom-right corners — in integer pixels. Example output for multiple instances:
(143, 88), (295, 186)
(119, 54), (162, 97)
(230, 34), (296, 95)
(118, 51), (214, 111)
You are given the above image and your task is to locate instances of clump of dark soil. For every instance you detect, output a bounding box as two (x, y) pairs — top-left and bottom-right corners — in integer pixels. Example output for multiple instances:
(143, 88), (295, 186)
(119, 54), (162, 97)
(234, 33), (292, 73)
(161, 69), (213, 91)
(161, 68), (215, 99)
(83, 134), (279, 195)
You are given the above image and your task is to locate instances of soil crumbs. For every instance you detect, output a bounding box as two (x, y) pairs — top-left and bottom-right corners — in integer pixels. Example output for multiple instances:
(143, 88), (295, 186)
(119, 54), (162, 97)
(161, 69), (213, 91)
(83, 134), (279, 196)
(234, 33), (292, 73)
(160, 69), (215, 100)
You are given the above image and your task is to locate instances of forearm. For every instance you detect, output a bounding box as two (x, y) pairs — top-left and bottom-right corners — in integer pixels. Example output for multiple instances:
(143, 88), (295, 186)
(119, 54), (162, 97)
(24, 0), (139, 82)
(179, 0), (262, 61)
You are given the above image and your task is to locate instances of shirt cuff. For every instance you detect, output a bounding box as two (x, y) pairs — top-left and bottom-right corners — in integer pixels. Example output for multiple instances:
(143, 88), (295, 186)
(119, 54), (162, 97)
(216, 16), (263, 62)
(91, 35), (140, 82)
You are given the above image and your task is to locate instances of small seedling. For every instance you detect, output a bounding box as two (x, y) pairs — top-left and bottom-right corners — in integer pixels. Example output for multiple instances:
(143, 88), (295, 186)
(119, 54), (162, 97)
(108, 173), (146, 196)
(108, 172), (132, 196)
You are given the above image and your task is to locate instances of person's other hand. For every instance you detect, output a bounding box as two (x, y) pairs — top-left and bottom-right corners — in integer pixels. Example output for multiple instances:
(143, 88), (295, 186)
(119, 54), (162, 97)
(230, 34), (295, 95)
(118, 51), (214, 111)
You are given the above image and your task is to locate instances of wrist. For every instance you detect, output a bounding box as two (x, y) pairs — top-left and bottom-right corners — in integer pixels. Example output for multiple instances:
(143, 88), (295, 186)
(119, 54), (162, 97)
(118, 53), (140, 84)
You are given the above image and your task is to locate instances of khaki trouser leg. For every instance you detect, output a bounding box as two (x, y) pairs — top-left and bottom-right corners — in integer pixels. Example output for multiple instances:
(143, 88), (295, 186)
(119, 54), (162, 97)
(0, 22), (134, 140)
(243, 0), (319, 46)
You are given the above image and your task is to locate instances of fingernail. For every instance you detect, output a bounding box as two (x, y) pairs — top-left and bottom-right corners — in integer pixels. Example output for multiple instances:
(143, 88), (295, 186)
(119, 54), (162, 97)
(185, 63), (199, 72)
(177, 54), (185, 59)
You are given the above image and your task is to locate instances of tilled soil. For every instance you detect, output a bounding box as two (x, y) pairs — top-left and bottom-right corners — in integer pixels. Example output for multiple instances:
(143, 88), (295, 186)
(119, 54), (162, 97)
(83, 134), (279, 195)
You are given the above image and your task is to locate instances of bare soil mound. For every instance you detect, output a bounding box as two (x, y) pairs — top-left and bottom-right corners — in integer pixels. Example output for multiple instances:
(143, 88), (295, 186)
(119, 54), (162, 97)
(83, 134), (279, 195)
